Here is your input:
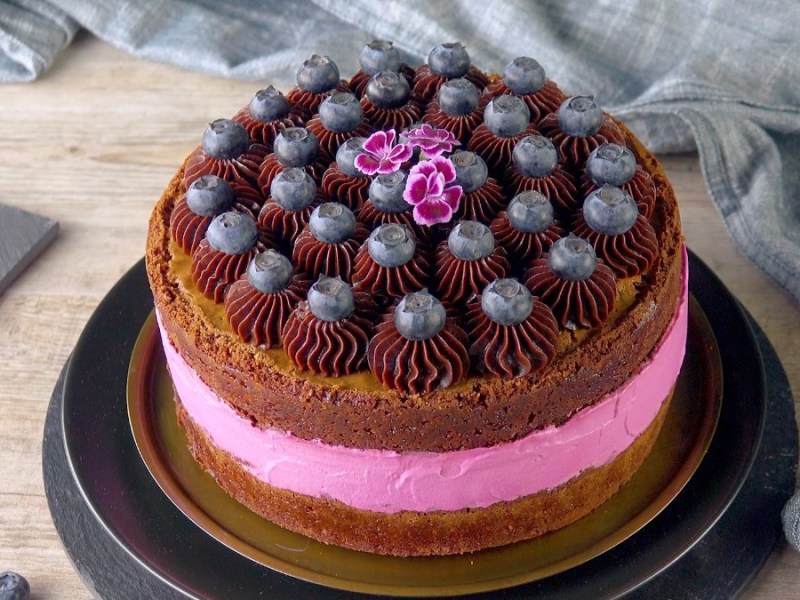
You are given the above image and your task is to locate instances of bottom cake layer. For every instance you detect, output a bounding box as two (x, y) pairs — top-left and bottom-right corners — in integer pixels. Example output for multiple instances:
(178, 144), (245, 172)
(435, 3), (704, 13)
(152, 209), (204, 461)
(176, 393), (672, 556)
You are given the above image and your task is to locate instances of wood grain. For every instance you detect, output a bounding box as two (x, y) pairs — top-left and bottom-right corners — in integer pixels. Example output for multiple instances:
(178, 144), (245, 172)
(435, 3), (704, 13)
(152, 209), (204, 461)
(0, 31), (797, 599)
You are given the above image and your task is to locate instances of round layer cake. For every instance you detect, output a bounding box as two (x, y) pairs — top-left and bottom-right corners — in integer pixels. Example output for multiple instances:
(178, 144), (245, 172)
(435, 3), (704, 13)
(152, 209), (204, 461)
(145, 41), (687, 557)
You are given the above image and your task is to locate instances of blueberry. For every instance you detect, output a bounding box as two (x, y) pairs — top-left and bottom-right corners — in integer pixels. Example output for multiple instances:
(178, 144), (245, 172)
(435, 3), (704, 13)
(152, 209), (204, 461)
(307, 276), (354, 322)
(586, 143), (636, 186)
(186, 175), (235, 217)
(270, 168), (316, 212)
(201, 118), (250, 160)
(274, 127), (319, 167)
(360, 39), (402, 75)
(0, 571), (29, 600)
(368, 223), (416, 267)
(448, 220), (495, 260)
(296, 54), (340, 94)
(502, 56), (545, 95)
(484, 95), (530, 137)
(481, 278), (533, 325)
(206, 211), (258, 255)
(451, 151), (488, 193)
(547, 234), (596, 281)
(309, 202), (356, 243)
(507, 191), (554, 233)
(438, 78), (479, 116)
(583, 185), (638, 235)
(512, 135), (557, 178)
(368, 170), (411, 213)
(335, 137), (367, 178)
(394, 290), (447, 340)
(366, 71), (411, 108)
(428, 42), (470, 79)
(557, 96), (604, 137)
(319, 92), (363, 133)
(247, 249), (293, 293)
(249, 85), (290, 122)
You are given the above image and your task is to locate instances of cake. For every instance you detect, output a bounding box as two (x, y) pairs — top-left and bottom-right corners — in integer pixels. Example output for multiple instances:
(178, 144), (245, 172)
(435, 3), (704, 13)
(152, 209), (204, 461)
(145, 41), (687, 557)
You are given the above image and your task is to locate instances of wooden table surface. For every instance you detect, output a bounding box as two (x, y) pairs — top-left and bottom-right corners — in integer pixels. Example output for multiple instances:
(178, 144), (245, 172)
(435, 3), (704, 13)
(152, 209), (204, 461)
(1, 32), (798, 599)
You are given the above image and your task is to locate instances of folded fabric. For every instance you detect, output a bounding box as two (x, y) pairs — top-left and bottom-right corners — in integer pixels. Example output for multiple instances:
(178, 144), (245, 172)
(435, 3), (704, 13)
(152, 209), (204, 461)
(3, 0), (799, 302)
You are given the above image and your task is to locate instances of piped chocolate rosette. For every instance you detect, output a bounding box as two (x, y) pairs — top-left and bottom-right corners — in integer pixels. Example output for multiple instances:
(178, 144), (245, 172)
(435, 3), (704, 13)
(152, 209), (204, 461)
(349, 40), (416, 99)
(257, 168), (324, 247)
(368, 290), (470, 393)
(182, 118), (269, 193)
(320, 137), (373, 212)
(503, 135), (578, 215)
(484, 56), (567, 124)
(467, 95), (539, 174)
(360, 70), (423, 131)
(450, 151), (506, 222)
(257, 126), (329, 193)
(465, 279), (559, 378)
(537, 96), (626, 169)
(224, 250), (312, 347)
(232, 86), (306, 150)
(285, 54), (352, 114)
(423, 78), (490, 145)
(580, 143), (657, 219)
(490, 190), (565, 267)
(412, 42), (490, 103)
(305, 92), (374, 161)
(292, 202), (369, 281)
(283, 276), (375, 376)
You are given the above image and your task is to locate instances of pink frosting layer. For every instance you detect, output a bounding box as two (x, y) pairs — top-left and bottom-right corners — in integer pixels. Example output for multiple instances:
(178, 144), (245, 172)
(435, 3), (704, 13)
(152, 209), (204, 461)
(158, 249), (688, 514)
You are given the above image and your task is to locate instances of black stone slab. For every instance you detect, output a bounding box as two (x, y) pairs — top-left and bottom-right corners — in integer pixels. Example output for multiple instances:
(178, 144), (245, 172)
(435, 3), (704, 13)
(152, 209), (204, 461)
(0, 203), (58, 294)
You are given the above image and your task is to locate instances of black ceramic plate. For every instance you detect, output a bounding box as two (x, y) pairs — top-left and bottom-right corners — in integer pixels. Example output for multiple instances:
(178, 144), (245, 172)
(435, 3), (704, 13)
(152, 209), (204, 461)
(60, 250), (765, 599)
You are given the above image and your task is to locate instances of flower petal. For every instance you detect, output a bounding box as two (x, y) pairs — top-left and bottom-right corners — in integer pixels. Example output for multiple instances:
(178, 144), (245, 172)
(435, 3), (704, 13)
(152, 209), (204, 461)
(377, 157), (401, 174)
(442, 185), (463, 210)
(363, 130), (389, 155)
(388, 142), (413, 163)
(355, 153), (380, 175)
(427, 171), (445, 196)
(404, 173), (431, 205)
(413, 198), (454, 226)
(431, 156), (457, 183)
(410, 160), (436, 179)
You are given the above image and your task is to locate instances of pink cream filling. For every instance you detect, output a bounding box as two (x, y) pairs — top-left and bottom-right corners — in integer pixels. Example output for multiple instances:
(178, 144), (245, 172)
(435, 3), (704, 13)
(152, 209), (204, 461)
(158, 249), (688, 514)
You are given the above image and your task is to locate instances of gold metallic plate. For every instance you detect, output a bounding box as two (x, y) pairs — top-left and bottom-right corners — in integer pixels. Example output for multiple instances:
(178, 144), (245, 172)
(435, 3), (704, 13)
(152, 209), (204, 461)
(127, 297), (721, 597)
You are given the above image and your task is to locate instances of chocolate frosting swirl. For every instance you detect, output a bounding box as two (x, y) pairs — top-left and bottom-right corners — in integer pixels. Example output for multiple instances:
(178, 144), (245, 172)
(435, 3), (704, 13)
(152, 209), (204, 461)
(411, 64), (490, 103)
(453, 177), (507, 223)
(423, 93), (490, 145)
(256, 191), (326, 247)
(580, 166), (656, 220)
(170, 185), (262, 255)
(524, 255), (618, 328)
(484, 79), (566, 124)
(292, 222), (369, 281)
(490, 211), (565, 266)
(572, 213), (659, 278)
(224, 274), (312, 347)
(434, 242), (510, 305)
(282, 292), (375, 376)
(350, 64), (416, 98)
(466, 122), (540, 175)
(321, 164), (372, 213)
(232, 105), (305, 150)
(359, 95), (423, 131)
(465, 296), (559, 378)
(537, 113), (626, 169)
(257, 153), (329, 197)
(182, 144), (269, 193)
(305, 115), (374, 162)
(503, 163), (579, 215)
(191, 231), (273, 303)
(285, 80), (352, 114)
(352, 242), (431, 300)
(357, 201), (436, 247)
(368, 318), (470, 393)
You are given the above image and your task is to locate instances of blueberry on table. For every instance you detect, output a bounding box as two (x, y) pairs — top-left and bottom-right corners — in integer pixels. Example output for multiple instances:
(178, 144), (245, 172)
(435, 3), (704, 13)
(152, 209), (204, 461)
(274, 127), (319, 167)
(186, 175), (235, 217)
(308, 276), (355, 321)
(448, 221), (495, 261)
(319, 92), (363, 133)
(394, 291), (447, 340)
(548, 234), (597, 281)
(270, 168), (316, 211)
(360, 40), (402, 75)
(249, 86), (291, 122)
(296, 55), (340, 93)
(484, 95), (530, 137)
(309, 202), (357, 243)
(366, 71), (411, 108)
(583, 185), (638, 235)
(451, 151), (488, 193)
(206, 211), (257, 255)
(585, 143), (637, 186)
(502, 56), (546, 95)
(481, 278), (534, 325)
(428, 42), (470, 78)
(507, 190), (554, 233)
(438, 78), (479, 116)
(557, 96), (604, 137)
(368, 223), (416, 267)
(247, 249), (293, 293)
(512, 135), (558, 178)
(201, 118), (250, 160)
(369, 171), (410, 213)
(0, 571), (29, 600)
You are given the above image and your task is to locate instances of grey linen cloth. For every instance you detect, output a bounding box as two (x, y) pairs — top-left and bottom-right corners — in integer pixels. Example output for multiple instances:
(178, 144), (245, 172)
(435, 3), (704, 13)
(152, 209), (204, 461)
(3, 0), (799, 302)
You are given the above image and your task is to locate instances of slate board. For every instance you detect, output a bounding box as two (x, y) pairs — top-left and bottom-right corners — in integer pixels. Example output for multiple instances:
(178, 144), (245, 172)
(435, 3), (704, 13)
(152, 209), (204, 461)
(0, 203), (58, 294)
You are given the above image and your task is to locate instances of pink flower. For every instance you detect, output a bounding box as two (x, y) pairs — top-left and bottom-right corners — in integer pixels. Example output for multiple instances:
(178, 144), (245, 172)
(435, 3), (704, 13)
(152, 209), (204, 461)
(354, 130), (413, 175)
(402, 124), (460, 159)
(404, 156), (463, 226)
